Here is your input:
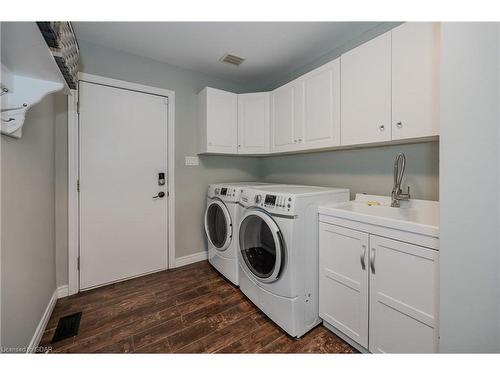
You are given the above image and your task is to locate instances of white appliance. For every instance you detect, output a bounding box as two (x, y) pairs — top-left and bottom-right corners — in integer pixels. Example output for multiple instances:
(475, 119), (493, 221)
(238, 185), (350, 337)
(205, 182), (270, 285)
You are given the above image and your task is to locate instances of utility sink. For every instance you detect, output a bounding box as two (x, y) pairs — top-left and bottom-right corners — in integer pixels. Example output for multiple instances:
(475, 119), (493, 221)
(318, 194), (439, 238)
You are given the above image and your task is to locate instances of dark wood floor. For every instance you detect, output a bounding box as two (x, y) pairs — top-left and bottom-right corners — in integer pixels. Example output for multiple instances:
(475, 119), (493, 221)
(40, 261), (356, 353)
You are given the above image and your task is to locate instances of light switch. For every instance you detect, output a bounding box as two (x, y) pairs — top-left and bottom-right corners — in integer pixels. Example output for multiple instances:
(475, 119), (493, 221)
(185, 156), (199, 166)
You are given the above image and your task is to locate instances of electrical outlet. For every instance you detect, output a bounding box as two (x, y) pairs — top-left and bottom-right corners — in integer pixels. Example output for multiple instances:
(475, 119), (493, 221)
(185, 156), (199, 166)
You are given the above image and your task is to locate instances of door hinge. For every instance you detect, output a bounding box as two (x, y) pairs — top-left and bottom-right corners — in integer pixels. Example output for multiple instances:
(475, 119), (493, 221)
(77, 179), (80, 192)
(77, 256), (80, 271)
(164, 97), (169, 105)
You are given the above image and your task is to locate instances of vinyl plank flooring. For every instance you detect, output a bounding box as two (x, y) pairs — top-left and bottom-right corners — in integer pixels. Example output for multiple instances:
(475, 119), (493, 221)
(40, 261), (357, 354)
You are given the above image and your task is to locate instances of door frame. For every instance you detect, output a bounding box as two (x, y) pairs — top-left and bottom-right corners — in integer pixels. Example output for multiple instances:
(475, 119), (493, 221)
(68, 72), (176, 295)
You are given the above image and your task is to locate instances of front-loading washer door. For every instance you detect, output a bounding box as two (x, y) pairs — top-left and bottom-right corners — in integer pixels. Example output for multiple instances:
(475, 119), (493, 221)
(239, 209), (285, 283)
(204, 199), (232, 251)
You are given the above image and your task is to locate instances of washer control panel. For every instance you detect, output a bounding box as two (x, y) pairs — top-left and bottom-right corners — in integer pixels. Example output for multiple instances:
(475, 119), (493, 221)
(240, 189), (294, 214)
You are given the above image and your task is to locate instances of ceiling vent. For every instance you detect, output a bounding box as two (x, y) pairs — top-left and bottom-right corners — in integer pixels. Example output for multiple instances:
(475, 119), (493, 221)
(219, 53), (245, 67)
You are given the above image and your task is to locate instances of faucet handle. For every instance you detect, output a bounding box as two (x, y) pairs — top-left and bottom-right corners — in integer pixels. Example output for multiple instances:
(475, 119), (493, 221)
(401, 186), (411, 199)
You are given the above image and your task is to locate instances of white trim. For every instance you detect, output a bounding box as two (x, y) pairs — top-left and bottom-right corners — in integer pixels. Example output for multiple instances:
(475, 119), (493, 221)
(68, 89), (79, 296)
(0, 24), (3, 348)
(174, 251), (208, 268)
(68, 73), (176, 295)
(56, 285), (69, 299)
(78, 73), (174, 98)
(27, 289), (58, 353)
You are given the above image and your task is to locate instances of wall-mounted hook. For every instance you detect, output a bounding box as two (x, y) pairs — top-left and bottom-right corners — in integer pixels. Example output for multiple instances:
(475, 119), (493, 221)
(1, 103), (27, 113)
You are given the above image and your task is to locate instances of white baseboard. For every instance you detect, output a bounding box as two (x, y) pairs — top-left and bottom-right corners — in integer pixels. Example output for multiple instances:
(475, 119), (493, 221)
(27, 289), (58, 353)
(56, 285), (69, 299)
(174, 251), (207, 268)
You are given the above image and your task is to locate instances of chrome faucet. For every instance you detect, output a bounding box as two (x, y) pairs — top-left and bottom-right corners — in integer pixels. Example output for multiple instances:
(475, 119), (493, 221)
(391, 153), (410, 207)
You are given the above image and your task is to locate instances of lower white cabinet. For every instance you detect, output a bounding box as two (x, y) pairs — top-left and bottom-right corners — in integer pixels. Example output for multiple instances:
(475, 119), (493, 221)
(319, 222), (439, 353)
(319, 223), (369, 348)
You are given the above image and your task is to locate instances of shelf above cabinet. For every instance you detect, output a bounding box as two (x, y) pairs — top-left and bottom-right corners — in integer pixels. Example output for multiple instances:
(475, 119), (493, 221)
(1, 22), (71, 139)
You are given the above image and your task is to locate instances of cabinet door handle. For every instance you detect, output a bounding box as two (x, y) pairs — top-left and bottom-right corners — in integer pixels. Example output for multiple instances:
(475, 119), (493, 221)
(360, 245), (367, 270)
(396, 121), (403, 128)
(370, 248), (376, 274)
(379, 125), (385, 131)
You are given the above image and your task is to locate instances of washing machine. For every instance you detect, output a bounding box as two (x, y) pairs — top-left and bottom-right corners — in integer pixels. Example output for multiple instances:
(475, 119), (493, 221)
(238, 185), (350, 337)
(204, 182), (271, 285)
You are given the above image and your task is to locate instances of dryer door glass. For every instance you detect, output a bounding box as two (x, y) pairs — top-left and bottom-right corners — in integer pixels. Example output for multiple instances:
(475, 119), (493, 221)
(239, 211), (284, 282)
(205, 201), (232, 250)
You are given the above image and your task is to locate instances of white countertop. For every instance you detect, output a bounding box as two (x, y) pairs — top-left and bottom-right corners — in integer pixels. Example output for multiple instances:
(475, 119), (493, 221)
(318, 194), (439, 238)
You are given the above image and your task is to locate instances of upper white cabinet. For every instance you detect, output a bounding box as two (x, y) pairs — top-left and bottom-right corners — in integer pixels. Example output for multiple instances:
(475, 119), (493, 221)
(237, 92), (270, 154)
(198, 87), (238, 154)
(270, 79), (304, 152)
(392, 22), (440, 140)
(301, 59), (341, 149)
(341, 32), (392, 146)
(271, 58), (340, 152)
(199, 23), (440, 155)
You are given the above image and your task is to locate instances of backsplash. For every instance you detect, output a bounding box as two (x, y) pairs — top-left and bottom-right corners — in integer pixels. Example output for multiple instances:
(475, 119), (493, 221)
(259, 141), (439, 201)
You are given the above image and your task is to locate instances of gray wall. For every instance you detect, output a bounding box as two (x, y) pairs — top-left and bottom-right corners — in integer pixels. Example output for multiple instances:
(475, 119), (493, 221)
(257, 21), (439, 201)
(77, 41), (261, 265)
(68, 33), (440, 286)
(439, 23), (500, 352)
(259, 22), (402, 91)
(1, 95), (59, 348)
(55, 95), (68, 287)
(260, 142), (439, 201)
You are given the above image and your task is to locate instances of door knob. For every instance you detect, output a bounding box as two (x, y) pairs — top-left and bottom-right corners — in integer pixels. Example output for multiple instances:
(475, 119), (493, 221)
(153, 192), (165, 199)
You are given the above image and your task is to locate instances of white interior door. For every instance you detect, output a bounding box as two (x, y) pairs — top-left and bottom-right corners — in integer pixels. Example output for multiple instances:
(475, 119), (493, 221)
(79, 81), (168, 290)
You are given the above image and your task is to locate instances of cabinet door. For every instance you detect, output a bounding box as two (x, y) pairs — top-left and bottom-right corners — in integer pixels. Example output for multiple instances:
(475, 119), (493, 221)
(392, 22), (440, 140)
(319, 223), (369, 348)
(237, 92), (270, 154)
(341, 32), (392, 146)
(205, 87), (238, 153)
(369, 235), (438, 353)
(270, 80), (304, 152)
(300, 59), (341, 150)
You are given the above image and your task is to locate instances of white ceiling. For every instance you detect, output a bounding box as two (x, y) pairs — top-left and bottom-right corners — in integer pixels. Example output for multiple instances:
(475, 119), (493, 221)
(73, 22), (381, 87)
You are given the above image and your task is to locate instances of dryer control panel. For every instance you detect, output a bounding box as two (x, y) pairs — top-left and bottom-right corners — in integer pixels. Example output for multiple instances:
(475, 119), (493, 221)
(208, 185), (239, 202)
